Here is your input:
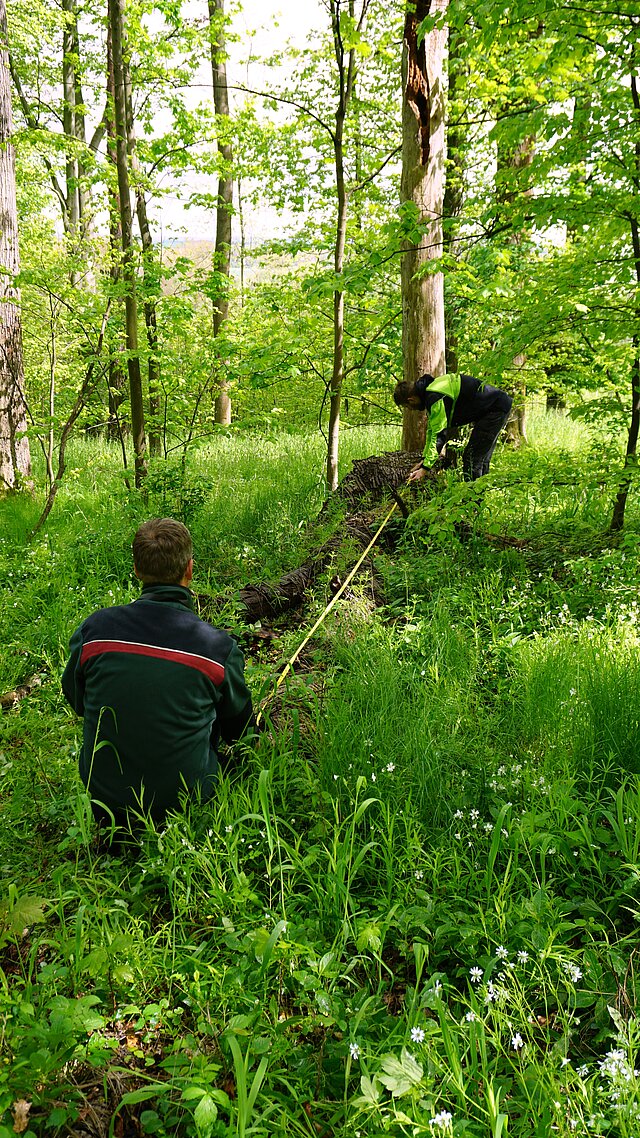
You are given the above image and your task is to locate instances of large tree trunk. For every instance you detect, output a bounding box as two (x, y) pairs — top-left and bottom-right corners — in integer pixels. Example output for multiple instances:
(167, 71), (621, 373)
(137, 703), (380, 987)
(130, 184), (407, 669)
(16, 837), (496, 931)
(108, 0), (146, 487)
(209, 0), (233, 427)
(400, 0), (449, 453)
(0, 0), (31, 490)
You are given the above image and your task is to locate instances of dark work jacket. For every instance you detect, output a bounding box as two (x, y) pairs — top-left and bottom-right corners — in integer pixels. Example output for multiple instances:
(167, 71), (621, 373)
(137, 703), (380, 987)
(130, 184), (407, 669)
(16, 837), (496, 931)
(62, 584), (254, 820)
(416, 373), (511, 457)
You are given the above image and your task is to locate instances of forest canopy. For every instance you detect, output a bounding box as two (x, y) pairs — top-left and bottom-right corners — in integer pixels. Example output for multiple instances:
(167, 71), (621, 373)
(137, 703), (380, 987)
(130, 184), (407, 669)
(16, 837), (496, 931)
(0, 0), (638, 517)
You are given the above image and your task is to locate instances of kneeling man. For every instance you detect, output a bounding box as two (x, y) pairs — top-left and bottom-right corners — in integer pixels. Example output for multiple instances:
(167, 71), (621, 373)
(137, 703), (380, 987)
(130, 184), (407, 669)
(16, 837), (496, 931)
(62, 518), (254, 831)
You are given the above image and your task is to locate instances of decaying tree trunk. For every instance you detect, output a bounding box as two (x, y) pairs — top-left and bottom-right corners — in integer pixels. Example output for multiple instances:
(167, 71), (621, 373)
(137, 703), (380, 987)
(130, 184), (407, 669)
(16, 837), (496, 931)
(198, 451), (423, 624)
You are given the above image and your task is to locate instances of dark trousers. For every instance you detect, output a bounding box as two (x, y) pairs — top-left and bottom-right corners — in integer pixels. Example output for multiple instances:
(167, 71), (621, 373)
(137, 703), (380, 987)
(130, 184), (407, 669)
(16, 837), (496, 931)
(462, 394), (512, 481)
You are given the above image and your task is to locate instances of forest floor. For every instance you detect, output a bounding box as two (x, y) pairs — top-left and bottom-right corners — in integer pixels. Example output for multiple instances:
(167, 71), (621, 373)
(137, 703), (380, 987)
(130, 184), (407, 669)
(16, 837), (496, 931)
(1, 416), (640, 1138)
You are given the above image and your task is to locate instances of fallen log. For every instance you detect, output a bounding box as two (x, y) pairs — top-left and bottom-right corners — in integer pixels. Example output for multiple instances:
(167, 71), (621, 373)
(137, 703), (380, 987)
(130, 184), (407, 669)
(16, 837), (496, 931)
(197, 508), (388, 624)
(197, 451), (426, 625)
(197, 449), (514, 627)
(1, 673), (46, 711)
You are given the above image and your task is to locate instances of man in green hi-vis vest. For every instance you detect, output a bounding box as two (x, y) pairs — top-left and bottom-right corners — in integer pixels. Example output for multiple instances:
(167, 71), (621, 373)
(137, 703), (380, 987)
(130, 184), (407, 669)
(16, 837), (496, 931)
(393, 373), (513, 482)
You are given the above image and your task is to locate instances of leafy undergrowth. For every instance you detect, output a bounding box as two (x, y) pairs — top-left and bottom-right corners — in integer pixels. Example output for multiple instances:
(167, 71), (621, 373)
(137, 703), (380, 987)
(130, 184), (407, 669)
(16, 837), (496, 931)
(2, 419), (640, 1136)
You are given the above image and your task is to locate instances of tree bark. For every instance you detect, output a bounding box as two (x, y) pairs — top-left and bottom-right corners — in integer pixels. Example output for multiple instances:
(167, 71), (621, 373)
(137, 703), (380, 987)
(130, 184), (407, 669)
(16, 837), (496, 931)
(62, 0), (80, 242)
(120, 24), (161, 455)
(326, 0), (370, 492)
(0, 0), (31, 490)
(105, 24), (127, 442)
(497, 130), (535, 448)
(108, 0), (146, 487)
(400, 0), (449, 453)
(610, 71), (640, 531)
(442, 25), (466, 375)
(209, 0), (233, 427)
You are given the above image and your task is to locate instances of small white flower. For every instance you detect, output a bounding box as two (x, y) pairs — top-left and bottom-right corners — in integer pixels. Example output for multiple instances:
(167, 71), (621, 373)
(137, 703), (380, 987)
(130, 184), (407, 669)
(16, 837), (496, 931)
(517, 950), (529, 964)
(454, 809), (464, 820)
(225, 825), (233, 833)
(371, 773), (377, 782)
(465, 1011), (477, 1022)
(414, 869), (424, 880)
(333, 774), (339, 780)
(410, 1026), (426, 1043)
(470, 966), (483, 982)
(561, 1057), (571, 1067)
(429, 1111), (453, 1129)
(496, 945), (509, 960)
(349, 1042), (360, 1060)
(577, 1065), (589, 1078)
(512, 1034), (524, 1051)
(386, 762), (395, 772)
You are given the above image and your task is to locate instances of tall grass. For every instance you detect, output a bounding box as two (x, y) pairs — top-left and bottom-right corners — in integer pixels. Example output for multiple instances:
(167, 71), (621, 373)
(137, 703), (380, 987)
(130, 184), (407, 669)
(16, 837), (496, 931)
(2, 415), (640, 1136)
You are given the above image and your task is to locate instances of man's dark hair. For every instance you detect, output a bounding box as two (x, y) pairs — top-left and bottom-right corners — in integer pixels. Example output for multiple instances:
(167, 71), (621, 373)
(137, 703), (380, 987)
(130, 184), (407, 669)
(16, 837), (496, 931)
(393, 380), (417, 406)
(133, 518), (193, 584)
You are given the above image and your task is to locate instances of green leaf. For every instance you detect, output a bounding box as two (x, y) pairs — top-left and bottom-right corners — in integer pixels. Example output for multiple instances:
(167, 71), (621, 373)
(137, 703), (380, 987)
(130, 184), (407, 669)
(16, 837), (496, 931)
(377, 1048), (424, 1097)
(194, 1093), (219, 1136)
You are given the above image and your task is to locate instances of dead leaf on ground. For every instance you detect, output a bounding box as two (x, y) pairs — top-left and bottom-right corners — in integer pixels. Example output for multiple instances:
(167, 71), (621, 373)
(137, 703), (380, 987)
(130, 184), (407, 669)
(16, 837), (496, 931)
(12, 1099), (31, 1134)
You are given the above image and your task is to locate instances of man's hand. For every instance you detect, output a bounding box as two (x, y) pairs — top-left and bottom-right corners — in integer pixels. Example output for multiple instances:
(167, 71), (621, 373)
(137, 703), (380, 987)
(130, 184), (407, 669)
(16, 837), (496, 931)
(408, 464), (428, 483)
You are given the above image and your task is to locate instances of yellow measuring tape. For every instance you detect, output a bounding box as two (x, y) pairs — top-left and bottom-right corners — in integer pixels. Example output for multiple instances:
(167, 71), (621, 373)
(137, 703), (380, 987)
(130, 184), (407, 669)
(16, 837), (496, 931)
(257, 498), (399, 724)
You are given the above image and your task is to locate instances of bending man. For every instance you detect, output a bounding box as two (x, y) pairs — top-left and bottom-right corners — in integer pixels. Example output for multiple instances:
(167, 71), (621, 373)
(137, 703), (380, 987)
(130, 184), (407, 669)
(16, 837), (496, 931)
(393, 373), (513, 482)
(62, 518), (255, 833)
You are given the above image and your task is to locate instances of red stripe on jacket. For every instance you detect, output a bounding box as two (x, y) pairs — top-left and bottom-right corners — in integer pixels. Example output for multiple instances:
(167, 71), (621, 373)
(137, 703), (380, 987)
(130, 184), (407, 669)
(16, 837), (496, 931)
(80, 639), (226, 685)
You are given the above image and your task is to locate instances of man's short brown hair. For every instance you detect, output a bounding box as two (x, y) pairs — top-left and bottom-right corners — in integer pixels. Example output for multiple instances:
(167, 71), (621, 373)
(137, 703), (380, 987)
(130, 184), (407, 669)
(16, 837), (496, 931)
(132, 518), (193, 584)
(393, 380), (417, 406)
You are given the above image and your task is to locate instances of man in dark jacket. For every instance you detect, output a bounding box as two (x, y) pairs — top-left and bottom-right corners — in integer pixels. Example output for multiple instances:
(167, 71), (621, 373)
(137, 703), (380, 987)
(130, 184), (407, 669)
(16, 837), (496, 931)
(393, 373), (513, 481)
(62, 518), (255, 833)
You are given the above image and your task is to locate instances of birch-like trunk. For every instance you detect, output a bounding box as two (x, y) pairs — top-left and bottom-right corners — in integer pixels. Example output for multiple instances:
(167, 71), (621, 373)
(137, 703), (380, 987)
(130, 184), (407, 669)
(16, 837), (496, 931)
(0, 0), (31, 490)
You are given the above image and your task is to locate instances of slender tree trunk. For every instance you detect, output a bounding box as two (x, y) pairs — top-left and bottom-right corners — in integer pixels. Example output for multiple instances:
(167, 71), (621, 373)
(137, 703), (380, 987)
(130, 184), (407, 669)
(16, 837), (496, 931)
(108, 0), (146, 487)
(62, 0), (80, 244)
(327, 92), (349, 492)
(237, 174), (246, 305)
(400, 0), (449, 453)
(497, 125), (535, 448)
(0, 0), (31, 490)
(611, 71), (640, 531)
(326, 0), (370, 492)
(105, 24), (127, 441)
(121, 27), (161, 455)
(209, 0), (233, 427)
(443, 26), (466, 375)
